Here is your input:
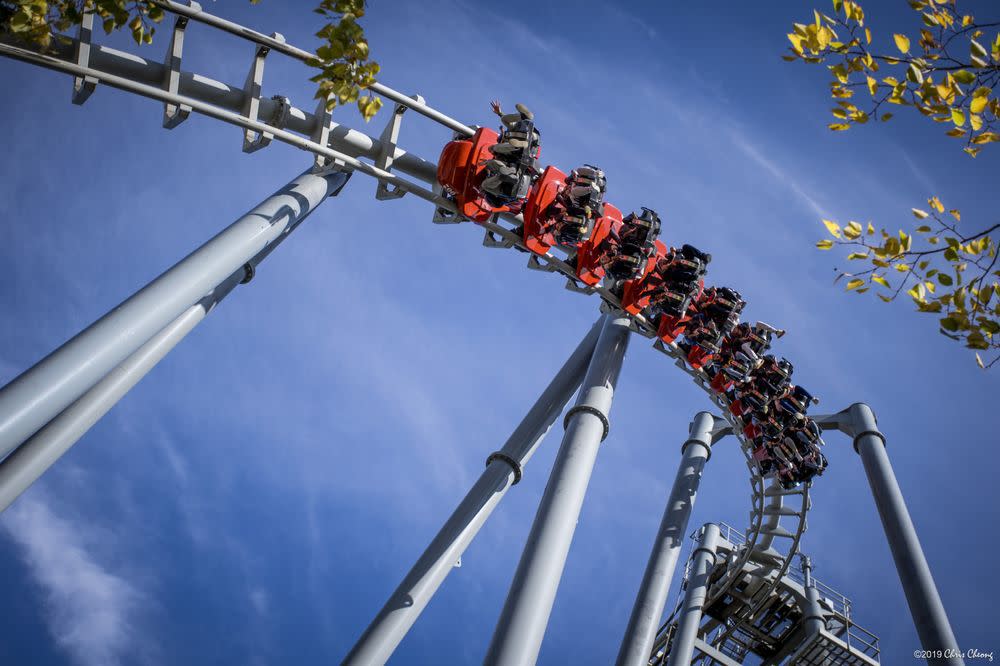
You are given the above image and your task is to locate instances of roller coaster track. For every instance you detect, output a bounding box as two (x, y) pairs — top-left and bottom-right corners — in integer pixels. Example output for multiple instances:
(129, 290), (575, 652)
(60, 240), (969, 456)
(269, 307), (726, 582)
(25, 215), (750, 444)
(0, 3), (811, 660)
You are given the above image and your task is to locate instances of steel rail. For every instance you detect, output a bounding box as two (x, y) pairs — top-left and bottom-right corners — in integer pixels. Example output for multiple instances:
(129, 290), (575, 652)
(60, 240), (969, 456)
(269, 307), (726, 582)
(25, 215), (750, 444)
(0, 41), (450, 209)
(147, 0), (476, 136)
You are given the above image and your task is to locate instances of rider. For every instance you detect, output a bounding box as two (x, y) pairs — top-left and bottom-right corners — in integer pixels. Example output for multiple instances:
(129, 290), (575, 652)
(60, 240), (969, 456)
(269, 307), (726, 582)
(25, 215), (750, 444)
(480, 101), (541, 209)
(549, 165), (607, 247)
(772, 384), (819, 425)
(601, 207), (662, 281)
(680, 286), (744, 356)
(709, 321), (785, 387)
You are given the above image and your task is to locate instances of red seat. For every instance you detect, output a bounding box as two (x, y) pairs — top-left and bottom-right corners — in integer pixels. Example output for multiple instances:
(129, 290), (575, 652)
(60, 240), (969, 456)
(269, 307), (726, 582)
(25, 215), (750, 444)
(436, 127), (504, 222)
(521, 165), (568, 255)
(575, 203), (622, 286)
(709, 372), (733, 393)
(620, 240), (668, 316)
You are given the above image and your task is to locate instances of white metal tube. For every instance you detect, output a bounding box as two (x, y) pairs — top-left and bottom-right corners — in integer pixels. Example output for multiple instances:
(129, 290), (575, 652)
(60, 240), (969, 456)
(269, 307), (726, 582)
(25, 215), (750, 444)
(616, 412), (715, 666)
(665, 523), (721, 666)
(850, 403), (962, 665)
(484, 314), (631, 666)
(343, 319), (604, 666)
(0, 168), (349, 460)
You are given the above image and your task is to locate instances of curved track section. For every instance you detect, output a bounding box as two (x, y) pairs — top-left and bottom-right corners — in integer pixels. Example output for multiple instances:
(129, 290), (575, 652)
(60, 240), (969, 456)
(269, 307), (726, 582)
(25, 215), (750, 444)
(0, 4), (812, 654)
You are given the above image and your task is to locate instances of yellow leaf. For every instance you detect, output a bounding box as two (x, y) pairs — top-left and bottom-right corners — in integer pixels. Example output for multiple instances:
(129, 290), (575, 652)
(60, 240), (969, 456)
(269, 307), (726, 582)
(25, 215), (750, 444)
(816, 239), (834, 250)
(894, 33), (911, 53)
(872, 275), (890, 288)
(951, 108), (965, 126)
(976, 353), (985, 369)
(847, 251), (869, 259)
(970, 87), (991, 114)
(865, 27), (872, 44)
(950, 209), (961, 221)
(866, 76), (878, 95)
(912, 208), (929, 219)
(972, 132), (1000, 144)
(970, 114), (983, 131)
(867, 222), (875, 235)
(823, 220), (842, 237)
(844, 221), (863, 238)
(916, 225), (932, 233)
(846, 278), (865, 290)
(828, 123), (851, 131)
(929, 196), (944, 213)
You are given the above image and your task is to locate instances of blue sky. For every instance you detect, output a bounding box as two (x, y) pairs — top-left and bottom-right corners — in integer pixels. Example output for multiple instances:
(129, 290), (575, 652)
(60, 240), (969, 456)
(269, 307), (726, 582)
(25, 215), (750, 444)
(0, 1), (997, 664)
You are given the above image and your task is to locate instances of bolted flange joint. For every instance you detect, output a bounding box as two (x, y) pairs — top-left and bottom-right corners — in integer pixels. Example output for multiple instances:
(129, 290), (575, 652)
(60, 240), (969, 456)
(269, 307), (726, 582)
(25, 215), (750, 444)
(564, 404), (610, 441)
(486, 451), (523, 485)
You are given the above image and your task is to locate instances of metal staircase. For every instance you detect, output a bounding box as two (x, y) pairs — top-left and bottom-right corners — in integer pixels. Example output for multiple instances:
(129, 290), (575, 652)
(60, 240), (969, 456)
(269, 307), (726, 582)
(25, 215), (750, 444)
(651, 524), (880, 666)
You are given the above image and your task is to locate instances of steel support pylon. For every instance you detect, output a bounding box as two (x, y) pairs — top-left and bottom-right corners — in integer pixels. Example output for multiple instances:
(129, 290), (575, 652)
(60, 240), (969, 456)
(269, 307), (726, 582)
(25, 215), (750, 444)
(342, 318), (605, 666)
(616, 411), (717, 666)
(665, 523), (720, 666)
(484, 314), (630, 666)
(0, 167), (350, 473)
(0, 166), (350, 509)
(848, 403), (963, 666)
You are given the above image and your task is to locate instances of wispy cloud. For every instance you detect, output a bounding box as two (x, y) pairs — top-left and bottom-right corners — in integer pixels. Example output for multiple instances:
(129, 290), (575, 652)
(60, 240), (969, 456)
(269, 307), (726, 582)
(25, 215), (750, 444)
(1, 495), (146, 666)
(729, 131), (831, 219)
(249, 586), (269, 616)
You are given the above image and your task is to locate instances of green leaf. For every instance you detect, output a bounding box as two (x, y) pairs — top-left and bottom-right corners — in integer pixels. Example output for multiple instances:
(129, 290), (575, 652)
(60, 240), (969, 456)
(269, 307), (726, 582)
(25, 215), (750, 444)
(938, 273), (954, 286)
(953, 69), (977, 84)
(940, 316), (960, 332)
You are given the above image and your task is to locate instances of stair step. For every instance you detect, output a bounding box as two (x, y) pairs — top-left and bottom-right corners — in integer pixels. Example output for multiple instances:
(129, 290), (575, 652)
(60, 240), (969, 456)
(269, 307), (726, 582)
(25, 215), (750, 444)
(760, 525), (795, 539)
(747, 547), (784, 565)
(761, 505), (801, 517)
(764, 485), (804, 497)
(744, 565), (776, 579)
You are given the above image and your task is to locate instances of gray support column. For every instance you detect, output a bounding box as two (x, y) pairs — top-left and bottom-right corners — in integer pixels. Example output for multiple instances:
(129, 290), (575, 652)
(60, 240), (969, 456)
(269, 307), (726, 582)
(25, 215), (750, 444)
(484, 314), (631, 666)
(666, 523), (720, 666)
(616, 412), (715, 666)
(850, 403), (962, 666)
(342, 318), (604, 666)
(0, 168), (349, 511)
(800, 556), (825, 635)
(0, 167), (349, 460)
